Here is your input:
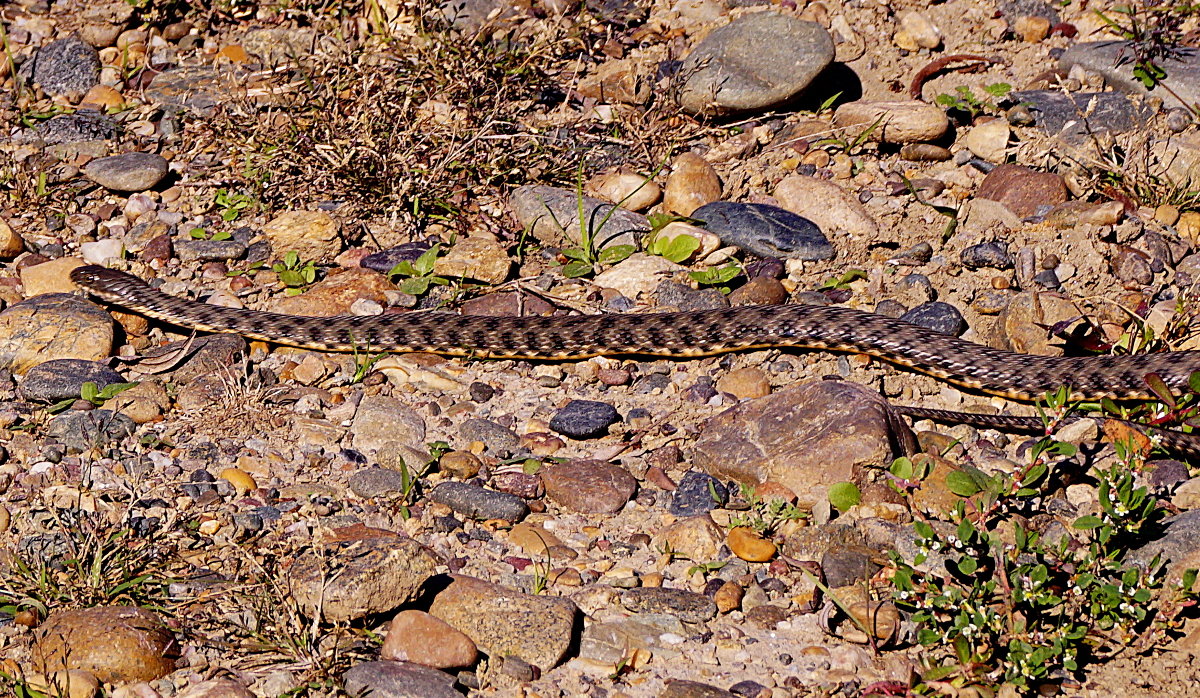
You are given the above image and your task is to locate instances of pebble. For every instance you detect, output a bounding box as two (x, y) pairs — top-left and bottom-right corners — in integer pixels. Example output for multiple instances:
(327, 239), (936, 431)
(960, 241), (1013, 270)
(434, 235), (511, 284)
(593, 253), (685, 300)
(578, 58), (652, 106)
(1014, 15), (1051, 42)
(716, 367), (771, 399)
(663, 152), (722, 216)
(82, 153), (169, 192)
(28, 37), (101, 96)
(895, 10), (941, 50)
(691, 202), (833, 260)
(727, 526), (777, 562)
(175, 680), (255, 698)
(262, 210), (342, 261)
(438, 450), (482, 479)
(347, 467), (411, 498)
(79, 239), (123, 264)
(360, 241), (432, 274)
(661, 680), (737, 698)
(509, 184), (647, 251)
(20, 670), (99, 698)
(692, 381), (892, 509)
(620, 587), (717, 624)
(586, 169), (660, 211)
(507, 522), (566, 555)
(429, 481), (529, 522)
(381, 610), (478, 668)
(832, 100), (949, 144)
(175, 239), (247, 262)
(677, 12), (833, 115)
(541, 459), (637, 513)
(670, 471), (728, 516)
(899, 301), (966, 335)
(350, 395), (430, 471)
(728, 276), (788, 306)
(655, 515), (725, 560)
(653, 221), (722, 262)
(19, 359), (127, 402)
(961, 119), (1010, 163)
(429, 574), (578, 669)
(549, 399), (620, 439)
(773, 174), (880, 239)
(31, 112), (117, 145)
(31, 606), (175, 683)
(460, 417), (520, 457)
(288, 525), (439, 621)
(975, 163), (1069, 218)
(342, 661), (462, 698)
(713, 581), (744, 613)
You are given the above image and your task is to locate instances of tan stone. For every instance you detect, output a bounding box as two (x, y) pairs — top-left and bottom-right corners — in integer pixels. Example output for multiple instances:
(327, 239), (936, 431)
(775, 174), (880, 238)
(176, 679), (255, 698)
(0, 218), (24, 259)
(32, 606), (176, 683)
(662, 152), (721, 216)
(24, 670), (99, 698)
(219, 467), (256, 494)
(22, 257), (87, 296)
(269, 268), (394, 316)
(586, 170), (661, 211)
(262, 210), (342, 262)
(832, 100), (949, 144)
(508, 522), (566, 555)
(0, 294), (114, 374)
(434, 236), (511, 284)
(381, 610), (478, 668)
(727, 526), (777, 562)
(716, 367), (772, 399)
(653, 514), (725, 561)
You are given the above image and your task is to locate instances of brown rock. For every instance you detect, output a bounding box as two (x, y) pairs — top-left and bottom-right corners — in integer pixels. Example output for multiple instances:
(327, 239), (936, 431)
(434, 236), (511, 285)
(22, 257), (87, 296)
(728, 276), (788, 306)
(586, 170), (662, 212)
(1000, 291), (1078, 355)
(663, 152), (722, 217)
(429, 575), (578, 669)
(691, 381), (893, 508)
(541, 459), (637, 513)
(1014, 15), (1051, 42)
(270, 268), (394, 316)
(439, 450), (482, 479)
(22, 670), (99, 698)
(975, 164), (1069, 218)
(32, 606), (176, 683)
(261, 210), (342, 261)
(381, 610), (478, 668)
(507, 522), (566, 555)
(288, 525), (440, 621)
(0, 294), (114, 374)
(832, 100), (949, 144)
(0, 218), (24, 259)
(727, 526), (777, 562)
(716, 367), (772, 399)
(713, 581), (744, 613)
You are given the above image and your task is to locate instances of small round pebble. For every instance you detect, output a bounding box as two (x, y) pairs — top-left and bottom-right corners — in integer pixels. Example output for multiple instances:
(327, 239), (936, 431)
(549, 400), (620, 439)
(899, 301), (966, 336)
(960, 241), (1013, 270)
(670, 471), (728, 516)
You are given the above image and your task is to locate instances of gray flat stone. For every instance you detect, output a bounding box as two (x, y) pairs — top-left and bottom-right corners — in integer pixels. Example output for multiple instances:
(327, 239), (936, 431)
(343, 660), (461, 698)
(1010, 89), (1153, 145)
(1060, 41), (1200, 112)
(83, 153), (169, 192)
(678, 12), (833, 115)
(691, 202), (833, 260)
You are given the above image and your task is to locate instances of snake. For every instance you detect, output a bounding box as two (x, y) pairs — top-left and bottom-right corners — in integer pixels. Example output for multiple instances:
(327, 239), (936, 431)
(70, 264), (1200, 454)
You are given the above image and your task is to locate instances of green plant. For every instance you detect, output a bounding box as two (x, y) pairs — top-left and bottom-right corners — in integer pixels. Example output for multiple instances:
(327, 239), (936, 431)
(689, 262), (741, 293)
(273, 251), (319, 295)
(350, 344), (387, 384)
(934, 83), (1013, 120)
(886, 387), (1199, 693)
(47, 380), (138, 414)
(686, 560), (728, 578)
(387, 244), (450, 296)
(1095, 2), (1200, 95)
(644, 214), (702, 264)
(189, 226), (232, 241)
(558, 161), (637, 278)
(214, 189), (256, 222)
(818, 269), (868, 292)
(728, 483), (808, 535)
(394, 441), (450, 519)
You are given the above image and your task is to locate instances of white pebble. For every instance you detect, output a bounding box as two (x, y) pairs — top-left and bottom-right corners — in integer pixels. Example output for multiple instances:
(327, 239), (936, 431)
(79, 238), (125, 264)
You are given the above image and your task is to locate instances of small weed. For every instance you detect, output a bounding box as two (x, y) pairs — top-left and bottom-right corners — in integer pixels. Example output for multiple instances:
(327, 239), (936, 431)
(934, 83), (1013, 120)
(46, 380), (138, 415)
(818, 268), (868, 292)
(686, 560), (728, 578)
(727, 483), (808, 535)
(689, 262), (741, 293)
(273, 251), (319, 295)
(189, 226), (232, 241)
(1095, 2), (1199, 96)
(887, 386), (1199, 693)
(350, 344), (386, 384)
(395, 441), (450, 519)
(214, 188), (256, 221)
(644, 213), (703, 263)
(387, 244), (450, 296)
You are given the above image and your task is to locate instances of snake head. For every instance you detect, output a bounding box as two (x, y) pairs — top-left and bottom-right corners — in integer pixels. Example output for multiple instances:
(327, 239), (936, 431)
(69, 265), (143, 301)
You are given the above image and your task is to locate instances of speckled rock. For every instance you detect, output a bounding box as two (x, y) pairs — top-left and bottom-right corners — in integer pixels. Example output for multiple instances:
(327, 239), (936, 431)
(288, 525), (439, 621)
(691, 381), (893, 508)
(621, 587), (717, 624)
(510, 184), (647, 251)
(975, 164), (1069, 218)
(82, 153), (169, 192)
(832, 100), (950, 144)
(262, 210), (343, 261)
(343, 661), (462, 698)
(691, 202), (833, 260)
(28, 37), (101, 97)
(429, 481), (529, 522)
(31, 606), (176, 683)
(549, 399), (621, 439)
(541, 459), (637, 513)
(0, 294), (113, 374)
(19, 359), (127, 402)
(429, 575), (578, 669)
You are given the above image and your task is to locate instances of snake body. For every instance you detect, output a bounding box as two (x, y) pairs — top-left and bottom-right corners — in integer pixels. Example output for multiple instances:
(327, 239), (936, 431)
(70, 265), (1200, 402)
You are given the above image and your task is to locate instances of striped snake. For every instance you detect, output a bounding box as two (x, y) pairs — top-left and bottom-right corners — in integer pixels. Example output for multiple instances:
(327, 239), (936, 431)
(70, 265), (1200, 454)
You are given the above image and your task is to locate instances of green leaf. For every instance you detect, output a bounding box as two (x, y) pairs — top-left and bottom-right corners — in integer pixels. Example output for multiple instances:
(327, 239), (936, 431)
(597, 244), (636, 265)
(212, 230), (231, 241)
(189, 227), (206, 239)
(80, 381), (99, 403)
(946, 470), (981, 497)
(399, 277), (432, 295)
(221, 209), (238, 222)
(1145, 372), (1176, 408)
(97, 382), (137, 400)
(284, 250), (299, 268)
(828, 482), (861, 513)
(957, 556), (978, 575)
(890, 457), (914, 480)
(389, 260), (417, 278)
(278, 270), (306, 287)
(562, 260), (593, 278)
(1073, 515), (1105, 530)
(414, 244), (440, 275)
(560, 247), (588, 261)
(689, 263), (740, 286)
(983, 82), (1012, 97)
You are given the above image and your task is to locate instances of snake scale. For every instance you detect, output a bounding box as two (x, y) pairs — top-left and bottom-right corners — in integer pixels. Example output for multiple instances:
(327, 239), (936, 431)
(70, 264), (1200, 455)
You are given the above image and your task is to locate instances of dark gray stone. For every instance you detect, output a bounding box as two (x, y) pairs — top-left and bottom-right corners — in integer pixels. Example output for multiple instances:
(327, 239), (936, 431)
(459, 418), (520, 457)
(670, 471), (728, 517)
(678, 12), (834, 115)
(549, 400), (620, 439)
(360, 242), (434, 274)
(995, 0), (1059, 22)
(83, 152), (169, 192)
(28, 37), (100, 96)
(691, 202), (834, 260)
(900, 301), (966, 336)
(19, 359), (126, 403)
(961, 241), (1013, 270)
(620, 587), (718, 624)
(1059, 41), (1200, 112)
(175, 239), (248, 262)
(1010, 89), (1153, 144)
(47, 410), (136, 453)
(348, 468), (412, 498)
(429, 481), (528, 522)
(32, 112), (117, 145)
